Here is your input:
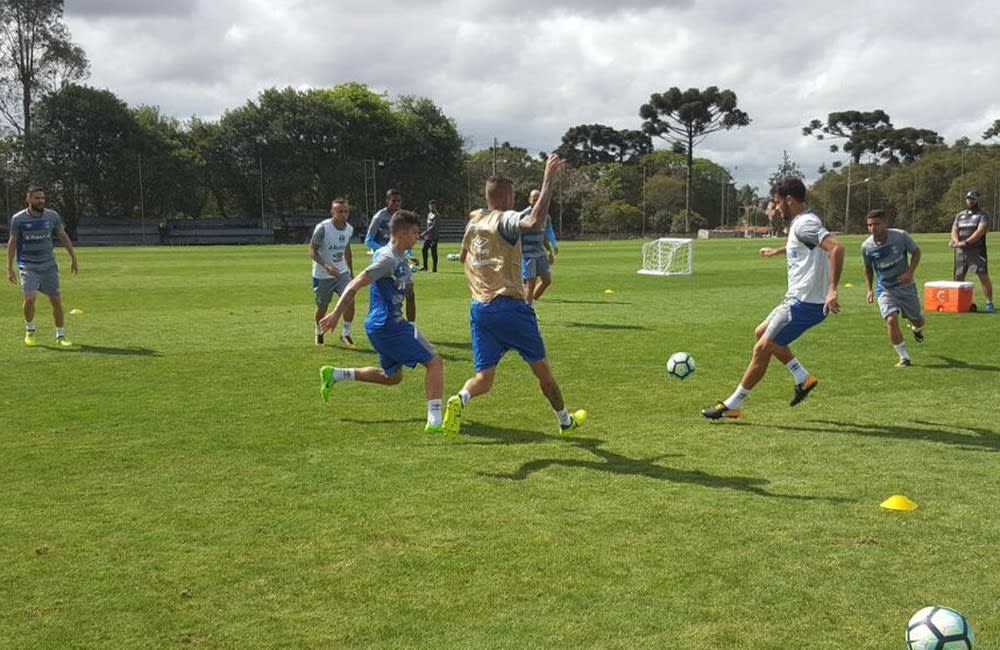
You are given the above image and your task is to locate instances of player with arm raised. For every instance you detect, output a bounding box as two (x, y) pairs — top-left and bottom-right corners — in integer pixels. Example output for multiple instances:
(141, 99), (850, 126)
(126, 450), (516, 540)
(318, 210), (446, 434)
(861, 209), (926, 367)
(442, 154), (586, 435)
(701, 176), (844, 419)
(309, 197), (356, 348)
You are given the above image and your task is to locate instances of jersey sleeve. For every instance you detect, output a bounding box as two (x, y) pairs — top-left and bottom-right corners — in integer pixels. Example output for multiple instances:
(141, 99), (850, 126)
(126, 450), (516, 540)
(309, 224), (325, 247)
(363, 250), (396, 281)
(902, 231), (919, 254)
(498, 211), (522, 245)
(795, 216), (829, 248)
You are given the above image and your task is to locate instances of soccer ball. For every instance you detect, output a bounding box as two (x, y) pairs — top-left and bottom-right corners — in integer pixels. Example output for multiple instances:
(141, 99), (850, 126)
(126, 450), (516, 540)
(666, 351), (695, 380)
(906, 606), (974, 649)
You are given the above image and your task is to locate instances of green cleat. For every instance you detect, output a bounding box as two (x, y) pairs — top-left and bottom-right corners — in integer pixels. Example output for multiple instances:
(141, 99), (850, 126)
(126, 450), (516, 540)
(442, 395), (464, 435)
(424, 422), (444, 434)
(559, 408), (588, 435)
(55, 336), (72, 348)
(319, 366), (334, 403)
(24, 330), (37, 347)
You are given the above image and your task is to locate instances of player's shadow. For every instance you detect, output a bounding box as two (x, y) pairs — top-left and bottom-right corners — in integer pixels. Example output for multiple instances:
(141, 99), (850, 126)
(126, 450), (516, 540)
(564, 321), (650, 331)
(773, 419), (1000, 452)
(467, 425), (840, 501)
(547, 298), (632, 306)
(54, 344), (161, 357)
(922, 355), (1000, 372)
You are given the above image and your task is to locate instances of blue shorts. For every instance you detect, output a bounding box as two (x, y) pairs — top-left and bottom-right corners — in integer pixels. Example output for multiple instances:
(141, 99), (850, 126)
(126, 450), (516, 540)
(522, 254), (551, 280)
(763, 299), (826, 346)
(470, 297), (546, 371)
(366, 319), (436, 376)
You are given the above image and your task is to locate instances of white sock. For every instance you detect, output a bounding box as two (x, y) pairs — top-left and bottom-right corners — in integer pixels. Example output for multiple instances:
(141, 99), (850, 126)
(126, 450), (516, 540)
(427, 399), (442, 426)
(458, 389), (471, 406)
(785, 357), (810, 384)
(724, 384), (751, 410)
(315, 323), (324, 335)
(333, 368), (355, 381)
(25, 321), (35, 332)
(556, 408), (572, 427)
(56, 327), (66, 338)
(342, 321), (352, 337)
(894, 343), (909, 360)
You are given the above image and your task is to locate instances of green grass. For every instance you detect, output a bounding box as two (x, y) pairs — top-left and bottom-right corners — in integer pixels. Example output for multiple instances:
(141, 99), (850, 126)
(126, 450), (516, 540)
(2, 236), (999, 649)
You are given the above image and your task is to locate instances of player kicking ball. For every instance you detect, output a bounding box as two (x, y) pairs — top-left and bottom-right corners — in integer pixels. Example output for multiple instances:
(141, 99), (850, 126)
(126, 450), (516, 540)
(318, 210), (446, 434)
(701, 176), (844, 419)
(442, 153), (586, 435)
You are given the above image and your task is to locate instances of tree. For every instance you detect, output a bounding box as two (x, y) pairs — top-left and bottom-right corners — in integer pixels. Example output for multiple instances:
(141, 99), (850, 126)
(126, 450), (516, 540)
(802, 110), (893, 169)
(639, 86), (750, 231)
(768, 150), (805, 187)
(554, 124), (652, 167)
(982, 119), (1000, 141)
(0, 0), (89, 140)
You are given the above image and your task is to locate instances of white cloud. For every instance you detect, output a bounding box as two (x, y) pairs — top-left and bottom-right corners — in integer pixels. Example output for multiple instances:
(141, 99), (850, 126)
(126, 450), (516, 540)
(64, 0), (1000, 189)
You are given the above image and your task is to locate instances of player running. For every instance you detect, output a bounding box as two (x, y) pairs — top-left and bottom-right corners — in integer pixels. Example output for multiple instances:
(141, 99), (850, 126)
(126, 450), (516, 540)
(442, 154), (586, 435)
(318, 210), (446, 434)
(701, 176), (844, 419)
(861, 209), (925, 367)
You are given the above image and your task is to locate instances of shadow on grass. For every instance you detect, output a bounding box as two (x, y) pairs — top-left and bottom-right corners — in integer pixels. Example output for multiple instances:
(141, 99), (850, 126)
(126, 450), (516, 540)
(922, 355), (1000, 372)
(468, 423), (841, 501)
(546, 298), (632, 306)
(774, 419), (1000, 452)
(564, 321), (650, 331)
(52, 343), (161, 357)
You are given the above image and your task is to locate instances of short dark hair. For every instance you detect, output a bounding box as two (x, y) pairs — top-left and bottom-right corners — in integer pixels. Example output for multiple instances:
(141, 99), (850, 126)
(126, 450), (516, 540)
(865, 209), (887, 221)
(428, 200), (437, 208)
(390, 209), (420, 233)
(770, 176), (807, 202)
(331, 196), (348, 206)
(486, 175), (514, 202)
(385, 188), (402, 200)
(27, 185), (45, 195)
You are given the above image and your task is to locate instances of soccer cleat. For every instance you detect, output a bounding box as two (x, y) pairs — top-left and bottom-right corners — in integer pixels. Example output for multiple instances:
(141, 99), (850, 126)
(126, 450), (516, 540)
(896, 357), (912, 367)
(909, 325), (924, 343)
(55, 336), (72, 348)
(315, 332), (324, 346)
(789, 375), (818, 407)
(701, 401), (742, 420)
(24, 330), (37, 347)
(442, 395), (464, 435)
(986, 301), (995, 314)
(424, 422), (444, 434)
(340, 334), (357, 350)
(319, 365), (334, 403)
(559, 409), (588, 434)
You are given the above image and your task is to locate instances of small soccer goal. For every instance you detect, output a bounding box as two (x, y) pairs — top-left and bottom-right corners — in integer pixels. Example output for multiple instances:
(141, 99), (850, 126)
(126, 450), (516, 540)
(637, 237), (693, 276)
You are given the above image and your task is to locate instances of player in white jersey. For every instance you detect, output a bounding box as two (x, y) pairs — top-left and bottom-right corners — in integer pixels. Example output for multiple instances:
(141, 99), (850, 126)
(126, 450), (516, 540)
(702, 177), (844, 419)
(310, 198), (356, 347)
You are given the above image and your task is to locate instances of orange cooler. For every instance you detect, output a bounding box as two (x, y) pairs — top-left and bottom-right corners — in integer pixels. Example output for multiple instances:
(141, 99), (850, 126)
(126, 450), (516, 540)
(924, 281), (974, 313)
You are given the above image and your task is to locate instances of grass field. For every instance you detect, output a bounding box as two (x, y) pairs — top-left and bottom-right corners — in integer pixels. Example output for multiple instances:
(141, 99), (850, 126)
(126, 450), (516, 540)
(2, 235), (999, 649)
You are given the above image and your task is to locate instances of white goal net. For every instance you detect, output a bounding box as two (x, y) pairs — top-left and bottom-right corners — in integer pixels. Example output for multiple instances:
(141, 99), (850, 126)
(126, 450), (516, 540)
(637, 237), (694, 276)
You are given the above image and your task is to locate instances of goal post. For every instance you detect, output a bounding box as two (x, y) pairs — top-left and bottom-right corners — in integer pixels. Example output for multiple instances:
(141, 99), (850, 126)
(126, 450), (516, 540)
(637, 237), (694, 276)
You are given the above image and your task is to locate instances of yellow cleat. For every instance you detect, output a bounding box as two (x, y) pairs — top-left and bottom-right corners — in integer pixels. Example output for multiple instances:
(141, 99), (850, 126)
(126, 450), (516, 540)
(24, 330), (38, 347)
(55, 336), (73, 348)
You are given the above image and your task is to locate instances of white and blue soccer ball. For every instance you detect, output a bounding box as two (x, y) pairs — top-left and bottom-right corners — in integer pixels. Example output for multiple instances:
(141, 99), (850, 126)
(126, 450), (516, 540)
(906, 606), (974, 650)
(666, 351), (695, 380)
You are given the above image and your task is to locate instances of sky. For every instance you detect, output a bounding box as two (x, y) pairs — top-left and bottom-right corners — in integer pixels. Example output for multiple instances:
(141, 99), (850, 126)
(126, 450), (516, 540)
(64, 0), (1000, 191)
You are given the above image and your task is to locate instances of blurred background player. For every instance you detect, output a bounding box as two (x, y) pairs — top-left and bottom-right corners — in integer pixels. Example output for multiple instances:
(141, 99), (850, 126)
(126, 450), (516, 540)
(861, 209), (925, 367)
(310, 197), (356, 347)
(950, 189), (993, 313)
(420, 200), (440, 272)
(365, 188), (402, 252)
(520, 188), (558, 307)
(7, 185), (79, 347)
(318, 210), (445, 433)
(443, 154), (586, 435)
(701, 176), (844, 419)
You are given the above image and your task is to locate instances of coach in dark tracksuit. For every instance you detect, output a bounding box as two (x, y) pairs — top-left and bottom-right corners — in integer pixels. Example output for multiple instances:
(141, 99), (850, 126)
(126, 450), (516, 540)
(421, 200), (440, 272)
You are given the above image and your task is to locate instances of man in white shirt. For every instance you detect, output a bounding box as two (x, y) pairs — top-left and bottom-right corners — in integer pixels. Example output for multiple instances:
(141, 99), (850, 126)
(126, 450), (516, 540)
(310, 197), (356, 347)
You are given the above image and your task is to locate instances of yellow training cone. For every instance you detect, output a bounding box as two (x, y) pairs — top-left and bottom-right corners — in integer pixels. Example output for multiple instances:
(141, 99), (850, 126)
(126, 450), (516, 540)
(880, 494), (918, 511)
(69, 308), (84, 315)
(844, 282), (853, 288)
(603, 289), (615, 294)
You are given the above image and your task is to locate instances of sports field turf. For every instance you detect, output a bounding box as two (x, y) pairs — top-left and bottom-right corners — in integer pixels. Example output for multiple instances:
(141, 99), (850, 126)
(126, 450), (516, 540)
(2, 235), (998, 648)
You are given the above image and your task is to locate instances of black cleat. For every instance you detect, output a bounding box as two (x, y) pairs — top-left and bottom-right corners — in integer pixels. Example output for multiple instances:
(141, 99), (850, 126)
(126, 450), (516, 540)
(790, 375), (818, 406)
(910, 325), (924, 343)
(701, 401), (742, 420)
